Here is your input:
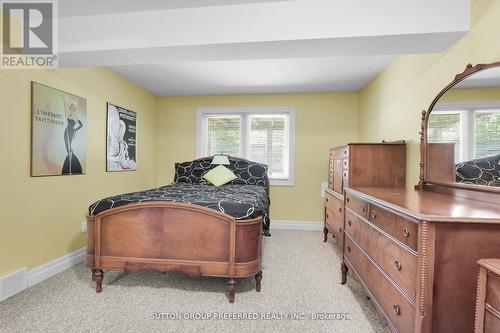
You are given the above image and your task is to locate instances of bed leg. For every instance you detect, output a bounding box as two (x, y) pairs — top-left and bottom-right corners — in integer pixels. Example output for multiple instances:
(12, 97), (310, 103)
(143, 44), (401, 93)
(255, 271), (262, 292)
(228, 278), (236, 303)
(323, 227), (328, 242)
(91, 268), (96, 281)
(94, 269), (103, 293)
(341, 262), (348, 285)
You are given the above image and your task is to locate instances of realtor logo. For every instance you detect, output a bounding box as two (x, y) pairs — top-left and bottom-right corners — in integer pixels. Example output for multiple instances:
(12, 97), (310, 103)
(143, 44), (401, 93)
(1, 0), (58, 68)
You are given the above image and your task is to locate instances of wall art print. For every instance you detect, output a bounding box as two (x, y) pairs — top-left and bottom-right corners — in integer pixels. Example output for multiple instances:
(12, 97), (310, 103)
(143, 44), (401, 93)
(31, 82), (87, 177)
(106, 102), (137, 171)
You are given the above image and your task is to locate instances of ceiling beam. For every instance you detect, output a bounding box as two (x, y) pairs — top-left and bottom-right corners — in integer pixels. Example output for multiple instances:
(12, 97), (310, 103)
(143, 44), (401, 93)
(58, 0), (469, 67)
(60, 0), (292, 17)
(60, 33), (464, 67)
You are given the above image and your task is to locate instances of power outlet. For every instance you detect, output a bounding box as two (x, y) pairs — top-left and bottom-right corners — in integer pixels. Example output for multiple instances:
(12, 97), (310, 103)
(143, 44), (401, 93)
(81, 221), (87, 233)
(320, 182), (328, 198)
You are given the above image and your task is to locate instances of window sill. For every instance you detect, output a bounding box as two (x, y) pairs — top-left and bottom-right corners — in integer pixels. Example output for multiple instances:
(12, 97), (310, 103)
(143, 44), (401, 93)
(269, 179), (295, 187)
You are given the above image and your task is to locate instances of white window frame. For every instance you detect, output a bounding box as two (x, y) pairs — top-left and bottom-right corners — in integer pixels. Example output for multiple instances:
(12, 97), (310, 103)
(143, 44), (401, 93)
(433, 101), (500, 161)
(196, 107), (295, 186)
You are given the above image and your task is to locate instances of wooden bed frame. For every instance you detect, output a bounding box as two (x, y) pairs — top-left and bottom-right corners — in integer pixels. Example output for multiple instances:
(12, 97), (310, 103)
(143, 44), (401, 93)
(85, 201), (264, 303)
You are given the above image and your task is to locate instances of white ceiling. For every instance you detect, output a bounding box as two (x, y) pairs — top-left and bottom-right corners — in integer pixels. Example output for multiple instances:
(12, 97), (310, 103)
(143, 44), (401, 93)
(110, 56), (395, 96)
(58, 0), (471, 96)
(455, 67), (500, 88)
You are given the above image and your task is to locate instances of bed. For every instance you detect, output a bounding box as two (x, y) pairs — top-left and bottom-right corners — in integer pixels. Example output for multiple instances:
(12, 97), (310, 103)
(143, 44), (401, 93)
(455, 153), (500, 186)
(85, 156), (270, 303)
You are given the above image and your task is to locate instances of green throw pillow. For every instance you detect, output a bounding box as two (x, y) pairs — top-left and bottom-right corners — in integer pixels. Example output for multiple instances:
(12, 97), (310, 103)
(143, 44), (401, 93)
(203, 165), (237, 186)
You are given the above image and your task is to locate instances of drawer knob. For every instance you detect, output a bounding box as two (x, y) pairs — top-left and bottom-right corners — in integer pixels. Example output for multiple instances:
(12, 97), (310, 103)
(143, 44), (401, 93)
(371, 211), (377, 219)
(393, 304), (401, 316)
(339, 207), (342, 213)
(348, 220), (352, 227)
(361, 206), (366, 212)
(326, 198), (329, 202)
(394, 260), (401, 271)
(346, 198), (350, 203)
(403, 227), (410, 238)
(326, 214), (329, 218)
(347, 246), (351, 252)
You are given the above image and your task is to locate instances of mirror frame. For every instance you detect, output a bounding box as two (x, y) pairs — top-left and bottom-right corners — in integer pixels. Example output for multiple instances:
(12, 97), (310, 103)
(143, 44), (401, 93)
(419, 61), (500, 194)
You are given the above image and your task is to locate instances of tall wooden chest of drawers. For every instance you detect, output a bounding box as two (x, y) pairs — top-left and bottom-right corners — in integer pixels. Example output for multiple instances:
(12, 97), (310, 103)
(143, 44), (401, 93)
(324, 143), (406, 250)
(343, 187), (500, 333)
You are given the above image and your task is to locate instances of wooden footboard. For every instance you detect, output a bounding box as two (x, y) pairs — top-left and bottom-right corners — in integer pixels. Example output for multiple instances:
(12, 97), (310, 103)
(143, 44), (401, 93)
(85, 201), (263, 302)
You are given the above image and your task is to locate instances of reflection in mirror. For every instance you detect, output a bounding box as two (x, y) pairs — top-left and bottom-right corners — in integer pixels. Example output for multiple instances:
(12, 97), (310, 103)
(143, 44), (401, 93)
(427, 66), (500, 186)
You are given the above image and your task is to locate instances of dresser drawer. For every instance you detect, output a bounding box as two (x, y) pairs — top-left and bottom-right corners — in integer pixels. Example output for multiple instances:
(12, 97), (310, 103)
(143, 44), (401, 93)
(325, 191), (343, 214)
(342, 158), (349, 170)
(342, 170), (349, 190)
(332, 146), (349, 159)
(344, 235), (415, 333)
(345, 193), (368, 219)
(487, 273), (500, 313)
(326, 209), (344, 249)
(368, 204), (418, 251)
(325, 208), (343, 232)
(325, 208), (335, 231)
(328, 172), (334, 189)
(333, 159), (344, 194)
(329, 150), (334, 185)
(325, 193), (344, 250)
(345, 209), (417, 300)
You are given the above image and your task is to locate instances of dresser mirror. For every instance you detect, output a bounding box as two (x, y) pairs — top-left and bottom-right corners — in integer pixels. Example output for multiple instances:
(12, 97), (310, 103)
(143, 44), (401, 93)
(421, 62), (500, 192)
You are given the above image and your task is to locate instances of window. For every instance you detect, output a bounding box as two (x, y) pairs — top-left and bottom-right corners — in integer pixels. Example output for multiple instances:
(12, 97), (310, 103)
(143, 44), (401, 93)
(475, 110), (500, 158)
(429, 105), (500, 163)
(428, 111), (462, 163)
(207, 116), (241, 156)
(197, 107), (295, 185)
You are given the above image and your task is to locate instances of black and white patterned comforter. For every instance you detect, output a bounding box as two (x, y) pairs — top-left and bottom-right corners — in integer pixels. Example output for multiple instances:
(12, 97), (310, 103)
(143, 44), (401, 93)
(88, 182), (270, 229)
(456, 153), (500, 186)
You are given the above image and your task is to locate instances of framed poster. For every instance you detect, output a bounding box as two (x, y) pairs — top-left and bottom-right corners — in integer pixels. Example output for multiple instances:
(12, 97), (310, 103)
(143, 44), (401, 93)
(106, 103), (137, 171)
(31, 82), (87, 177)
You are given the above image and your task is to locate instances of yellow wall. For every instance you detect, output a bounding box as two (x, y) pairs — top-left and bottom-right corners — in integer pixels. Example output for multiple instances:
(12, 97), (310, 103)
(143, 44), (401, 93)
(156, 93), (359, 221)
(359, 0), (500, 185)
(0, 68), (157, 275)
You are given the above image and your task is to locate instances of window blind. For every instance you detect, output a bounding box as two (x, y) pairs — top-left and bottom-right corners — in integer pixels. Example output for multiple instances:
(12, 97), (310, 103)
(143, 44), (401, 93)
(428, 112), (461, 163)
(474, 110), (500, 159)
(206, 116), (241, 156)
(249, 115), (288, 178)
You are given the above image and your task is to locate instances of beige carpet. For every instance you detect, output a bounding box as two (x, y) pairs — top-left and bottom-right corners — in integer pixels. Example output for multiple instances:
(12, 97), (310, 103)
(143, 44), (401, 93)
(0, 230), (384, 333)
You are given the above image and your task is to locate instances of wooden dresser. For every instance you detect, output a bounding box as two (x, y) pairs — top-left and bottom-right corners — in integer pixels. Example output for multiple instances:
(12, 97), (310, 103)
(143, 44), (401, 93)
(342, 187), (500, 333)
(475, 259), (500, 332)
(427, 143), (455, 183)
(324, 143), (406, 251)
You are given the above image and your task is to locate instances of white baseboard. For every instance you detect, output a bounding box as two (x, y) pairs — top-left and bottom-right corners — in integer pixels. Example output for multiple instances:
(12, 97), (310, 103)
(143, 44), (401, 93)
(0, 268), (28, 302)
(28, 247), (86, 287)
(0, 247), (85, 302)
(271, 220), (324, 231)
